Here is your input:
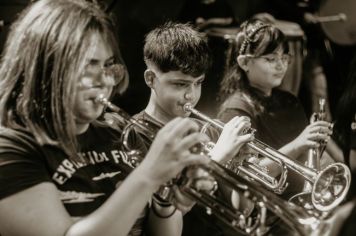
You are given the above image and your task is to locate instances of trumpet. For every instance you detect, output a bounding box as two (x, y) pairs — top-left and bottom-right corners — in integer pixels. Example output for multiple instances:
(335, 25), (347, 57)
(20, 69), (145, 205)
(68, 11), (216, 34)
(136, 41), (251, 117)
(289, 98), (333, 217)
(96, 95), (327, 235)
(95, 95), (156, 150)
(183, 103), (351, 212)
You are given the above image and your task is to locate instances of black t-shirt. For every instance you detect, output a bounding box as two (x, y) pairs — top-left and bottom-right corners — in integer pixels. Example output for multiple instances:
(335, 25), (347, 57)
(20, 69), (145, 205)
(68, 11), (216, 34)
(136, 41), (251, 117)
(0, 115), (147, 235)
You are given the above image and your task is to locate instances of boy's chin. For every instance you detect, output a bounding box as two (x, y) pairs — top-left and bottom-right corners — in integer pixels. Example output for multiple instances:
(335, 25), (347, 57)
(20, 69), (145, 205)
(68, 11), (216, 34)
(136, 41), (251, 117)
(180, 111), (191, 118)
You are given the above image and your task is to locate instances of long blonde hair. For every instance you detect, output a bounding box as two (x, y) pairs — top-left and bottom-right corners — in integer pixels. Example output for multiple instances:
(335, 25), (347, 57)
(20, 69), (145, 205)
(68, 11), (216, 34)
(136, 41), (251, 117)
(0, 0), (128, 158)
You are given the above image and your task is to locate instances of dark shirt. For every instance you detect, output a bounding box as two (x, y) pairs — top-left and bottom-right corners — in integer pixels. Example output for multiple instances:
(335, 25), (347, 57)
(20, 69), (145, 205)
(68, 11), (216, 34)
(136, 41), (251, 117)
(0, 113), (148, 236)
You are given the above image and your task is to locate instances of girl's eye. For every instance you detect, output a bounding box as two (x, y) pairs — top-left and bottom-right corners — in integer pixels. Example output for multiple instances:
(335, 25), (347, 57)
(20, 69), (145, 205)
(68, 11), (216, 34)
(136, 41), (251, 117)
(104, 60), (116, 68)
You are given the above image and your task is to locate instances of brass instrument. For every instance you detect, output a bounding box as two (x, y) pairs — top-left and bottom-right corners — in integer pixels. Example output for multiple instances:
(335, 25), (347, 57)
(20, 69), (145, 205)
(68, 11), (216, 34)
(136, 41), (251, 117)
(289, 98), (336, 217)
(183, 103), (351, 213)
(94, 95), (332, 235)
(95, 95), (176, 200)
(181, 160), (326, 236)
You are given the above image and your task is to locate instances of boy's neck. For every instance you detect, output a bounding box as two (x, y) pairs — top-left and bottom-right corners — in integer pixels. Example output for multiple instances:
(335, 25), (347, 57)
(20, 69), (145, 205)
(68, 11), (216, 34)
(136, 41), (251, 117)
(145, 99), (173, 125)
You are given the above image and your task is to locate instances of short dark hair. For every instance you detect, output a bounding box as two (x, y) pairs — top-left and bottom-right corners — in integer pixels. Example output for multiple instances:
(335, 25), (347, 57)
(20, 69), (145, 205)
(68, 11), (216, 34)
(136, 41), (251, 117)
(144, 21), (211, 77)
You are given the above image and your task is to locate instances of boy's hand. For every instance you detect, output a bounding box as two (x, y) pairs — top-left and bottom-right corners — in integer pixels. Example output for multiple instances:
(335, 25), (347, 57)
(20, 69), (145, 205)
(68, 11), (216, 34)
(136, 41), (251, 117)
(210, 116), (254, 163)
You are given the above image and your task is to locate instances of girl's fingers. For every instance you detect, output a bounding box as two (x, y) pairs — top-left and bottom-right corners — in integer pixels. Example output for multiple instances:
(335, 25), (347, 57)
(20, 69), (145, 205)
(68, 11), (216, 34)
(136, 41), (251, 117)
(181, 154), (211, 167)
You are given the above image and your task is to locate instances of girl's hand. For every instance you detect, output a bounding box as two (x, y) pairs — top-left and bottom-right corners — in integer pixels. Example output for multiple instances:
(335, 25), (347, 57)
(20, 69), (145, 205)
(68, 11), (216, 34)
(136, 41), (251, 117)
(171, 166), (217, 214)
(139, 117), (211, 186)
(291, 120), (333, 153)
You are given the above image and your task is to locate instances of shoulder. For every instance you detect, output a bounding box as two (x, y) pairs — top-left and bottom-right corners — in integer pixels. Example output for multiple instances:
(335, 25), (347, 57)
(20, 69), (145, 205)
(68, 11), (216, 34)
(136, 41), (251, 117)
(132, 111), (163, 135)
(0, 128), (52, 200)
(219, 92), (256, 117)
(0, 127), (41, 156)
(133, 110), (145, 120)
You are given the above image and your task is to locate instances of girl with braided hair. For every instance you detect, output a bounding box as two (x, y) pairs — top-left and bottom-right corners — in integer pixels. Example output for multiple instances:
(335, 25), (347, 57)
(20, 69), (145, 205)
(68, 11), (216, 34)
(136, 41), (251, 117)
(217, 19), (334, 198)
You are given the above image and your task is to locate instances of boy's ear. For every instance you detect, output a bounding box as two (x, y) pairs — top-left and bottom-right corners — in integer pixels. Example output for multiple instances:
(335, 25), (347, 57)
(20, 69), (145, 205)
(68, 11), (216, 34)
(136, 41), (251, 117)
(144, 69), (155, 88)
(237, 55), (250, 73)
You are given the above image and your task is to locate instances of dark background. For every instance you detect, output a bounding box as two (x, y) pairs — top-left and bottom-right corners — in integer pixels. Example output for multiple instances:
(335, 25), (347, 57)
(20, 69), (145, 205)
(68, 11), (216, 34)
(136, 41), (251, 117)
(1, 0), (355, 117)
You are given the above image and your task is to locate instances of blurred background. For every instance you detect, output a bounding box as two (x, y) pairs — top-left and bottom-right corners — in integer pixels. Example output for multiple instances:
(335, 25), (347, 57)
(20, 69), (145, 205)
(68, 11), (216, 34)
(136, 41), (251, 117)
(1, 0), (356, 118)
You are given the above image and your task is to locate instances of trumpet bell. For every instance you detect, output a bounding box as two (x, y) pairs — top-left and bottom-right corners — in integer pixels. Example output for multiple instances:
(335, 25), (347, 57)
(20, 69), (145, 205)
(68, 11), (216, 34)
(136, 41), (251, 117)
(290, 162), (351, 217)
(312, 163), (351, 211)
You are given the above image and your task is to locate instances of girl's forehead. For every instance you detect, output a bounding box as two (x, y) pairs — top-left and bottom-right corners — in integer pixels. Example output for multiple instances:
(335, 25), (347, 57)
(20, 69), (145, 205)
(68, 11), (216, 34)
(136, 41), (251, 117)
(259, 44), (284, 55)
(85, 34), (113, 60)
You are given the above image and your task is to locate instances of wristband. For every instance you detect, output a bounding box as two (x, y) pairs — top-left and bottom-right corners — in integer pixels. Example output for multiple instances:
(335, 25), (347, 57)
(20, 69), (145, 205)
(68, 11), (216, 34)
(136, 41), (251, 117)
(151, 200), (177, 218)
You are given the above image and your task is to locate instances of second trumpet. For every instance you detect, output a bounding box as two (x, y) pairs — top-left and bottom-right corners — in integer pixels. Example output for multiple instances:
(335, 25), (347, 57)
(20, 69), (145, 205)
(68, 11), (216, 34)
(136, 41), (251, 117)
(183, 103), (351, 212)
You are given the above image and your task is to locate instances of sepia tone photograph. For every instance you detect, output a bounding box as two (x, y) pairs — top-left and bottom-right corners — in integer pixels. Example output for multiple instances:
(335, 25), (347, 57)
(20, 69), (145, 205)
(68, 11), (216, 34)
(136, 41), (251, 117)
(0, 0), (355, 235)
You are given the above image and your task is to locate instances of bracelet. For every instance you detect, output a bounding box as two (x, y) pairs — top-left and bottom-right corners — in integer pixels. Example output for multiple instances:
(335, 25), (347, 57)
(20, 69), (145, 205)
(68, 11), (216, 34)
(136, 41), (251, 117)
(151, 200), (177, 218)
(153, 193), (172, 207)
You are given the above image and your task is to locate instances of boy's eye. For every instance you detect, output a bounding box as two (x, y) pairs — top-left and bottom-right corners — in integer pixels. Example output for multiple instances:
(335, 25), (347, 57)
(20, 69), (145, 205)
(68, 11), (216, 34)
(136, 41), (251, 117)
(173, 83), (187, 87)
(264, 57), (276, 63)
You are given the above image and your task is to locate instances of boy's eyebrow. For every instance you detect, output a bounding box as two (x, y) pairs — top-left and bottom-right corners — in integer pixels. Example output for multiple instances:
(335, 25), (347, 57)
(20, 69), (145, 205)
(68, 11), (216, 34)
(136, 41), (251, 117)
(171, 75), (205, 82)
(171, 78), (205, 83)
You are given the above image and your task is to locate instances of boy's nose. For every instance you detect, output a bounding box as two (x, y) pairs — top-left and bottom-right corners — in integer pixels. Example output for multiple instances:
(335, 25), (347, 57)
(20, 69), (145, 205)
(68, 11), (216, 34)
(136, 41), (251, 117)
(184, 85), (198, 101)
(184, 93), (192, 100)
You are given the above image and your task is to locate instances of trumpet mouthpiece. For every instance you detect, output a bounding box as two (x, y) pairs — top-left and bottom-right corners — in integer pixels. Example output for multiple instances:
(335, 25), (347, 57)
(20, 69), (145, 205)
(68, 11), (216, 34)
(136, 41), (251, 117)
(95, 94), (108, 105)
(339, 13), (347, 21)
(183, 103), (193, 112)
